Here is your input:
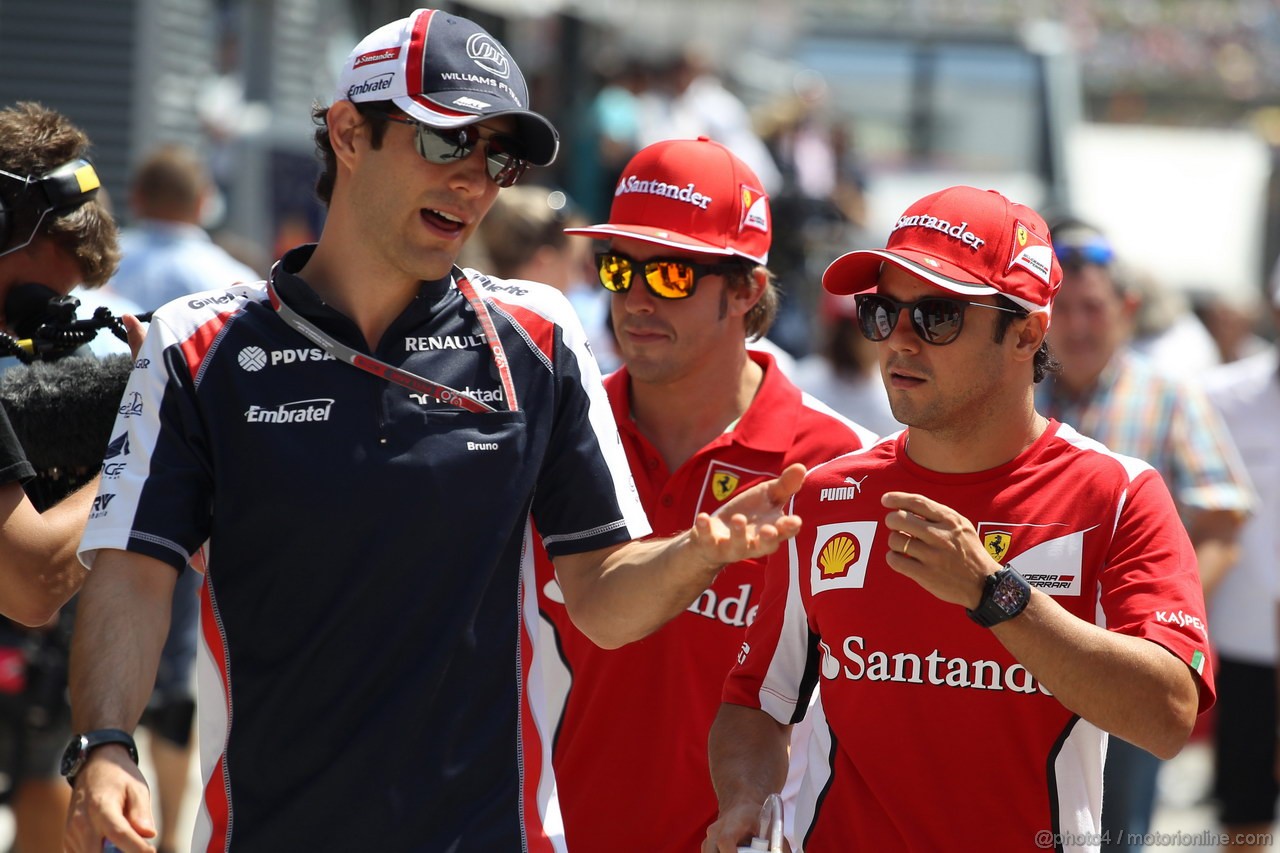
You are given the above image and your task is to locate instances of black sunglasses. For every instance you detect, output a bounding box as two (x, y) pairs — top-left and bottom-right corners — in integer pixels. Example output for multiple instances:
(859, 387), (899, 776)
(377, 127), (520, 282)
(854, 293), (1026, 346)
(595, 251), (749, 300)
(374, 111), (529, 188)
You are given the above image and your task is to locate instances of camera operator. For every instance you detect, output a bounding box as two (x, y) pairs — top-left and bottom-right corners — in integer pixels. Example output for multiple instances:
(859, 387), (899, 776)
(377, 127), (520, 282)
(0, 101), (143, 853)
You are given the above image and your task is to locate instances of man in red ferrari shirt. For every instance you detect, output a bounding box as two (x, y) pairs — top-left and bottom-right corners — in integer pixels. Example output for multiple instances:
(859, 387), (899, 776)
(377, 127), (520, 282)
(705, 186), (1215, 853)
(534, 136), (877, 851)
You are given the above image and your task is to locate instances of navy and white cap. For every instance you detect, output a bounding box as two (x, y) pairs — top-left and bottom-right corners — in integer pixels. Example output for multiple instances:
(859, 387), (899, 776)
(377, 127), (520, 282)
(334, 8), (559, 167)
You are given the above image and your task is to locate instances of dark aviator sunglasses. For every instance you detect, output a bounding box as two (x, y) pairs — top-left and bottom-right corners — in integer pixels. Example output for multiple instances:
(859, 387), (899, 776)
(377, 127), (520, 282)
(854, 293), (1026, 346)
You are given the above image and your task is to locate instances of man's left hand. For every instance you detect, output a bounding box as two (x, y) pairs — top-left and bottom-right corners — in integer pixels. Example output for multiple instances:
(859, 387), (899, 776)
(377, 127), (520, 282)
(881, 491), (1000, 609)
(690, 462), (806, 567)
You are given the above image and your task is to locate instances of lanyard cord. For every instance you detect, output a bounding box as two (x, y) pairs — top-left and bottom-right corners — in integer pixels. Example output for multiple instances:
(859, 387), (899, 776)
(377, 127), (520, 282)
(266, 269), (519, 414)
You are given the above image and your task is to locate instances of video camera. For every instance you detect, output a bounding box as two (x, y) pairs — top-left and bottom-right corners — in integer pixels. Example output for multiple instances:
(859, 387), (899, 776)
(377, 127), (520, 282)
(0, 283), (148, 364)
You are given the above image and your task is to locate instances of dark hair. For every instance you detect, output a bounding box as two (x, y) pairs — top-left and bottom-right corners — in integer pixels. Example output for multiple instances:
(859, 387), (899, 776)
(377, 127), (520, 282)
(0, 102), (119, 286)
(725, 264), (780, 340)
(311, 101), (393, 206)
(991, 295), (1059, 383)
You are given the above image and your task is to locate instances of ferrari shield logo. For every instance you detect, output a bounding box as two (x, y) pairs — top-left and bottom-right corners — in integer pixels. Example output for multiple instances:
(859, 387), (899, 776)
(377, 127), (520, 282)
(983, 531), (1013, 562)
(711, 471), (740, 501)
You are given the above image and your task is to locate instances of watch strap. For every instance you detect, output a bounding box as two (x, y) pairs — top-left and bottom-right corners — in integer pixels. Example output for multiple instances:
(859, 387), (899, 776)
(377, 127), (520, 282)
(61, 728), (139, 785)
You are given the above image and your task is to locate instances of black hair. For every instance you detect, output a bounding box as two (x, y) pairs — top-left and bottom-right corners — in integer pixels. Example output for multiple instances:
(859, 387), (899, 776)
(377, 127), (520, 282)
(991, 295), (1060, 383)
(311, 100), (394, 206)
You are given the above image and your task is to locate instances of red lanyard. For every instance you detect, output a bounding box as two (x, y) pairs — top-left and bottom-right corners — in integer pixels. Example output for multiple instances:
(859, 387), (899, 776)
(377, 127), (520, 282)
(266, 270), (519, 414)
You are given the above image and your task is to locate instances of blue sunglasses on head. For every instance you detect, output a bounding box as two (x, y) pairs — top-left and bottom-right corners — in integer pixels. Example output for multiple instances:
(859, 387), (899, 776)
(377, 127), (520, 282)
(1054, 235), (1114, 267)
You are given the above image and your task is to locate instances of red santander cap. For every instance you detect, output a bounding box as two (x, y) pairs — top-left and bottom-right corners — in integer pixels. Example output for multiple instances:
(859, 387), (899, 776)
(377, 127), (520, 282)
(565, 137), (771, 264)
(823, 186), (1062, 315)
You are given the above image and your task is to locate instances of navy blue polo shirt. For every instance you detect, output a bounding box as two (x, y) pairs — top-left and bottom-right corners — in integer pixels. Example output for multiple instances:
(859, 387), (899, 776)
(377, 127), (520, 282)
(80, 245), (648, 851)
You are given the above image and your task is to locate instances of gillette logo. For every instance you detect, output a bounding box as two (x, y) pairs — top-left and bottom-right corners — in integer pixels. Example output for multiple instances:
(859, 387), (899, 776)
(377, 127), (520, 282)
(353, 47), (400, 69)
(348, 73), (395, 99)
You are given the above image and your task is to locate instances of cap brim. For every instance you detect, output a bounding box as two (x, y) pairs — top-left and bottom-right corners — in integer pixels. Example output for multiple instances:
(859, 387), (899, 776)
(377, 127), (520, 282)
(823, 249), (1000, 298)
(395, 94), (559, 166)
(564, 223), (766, 264)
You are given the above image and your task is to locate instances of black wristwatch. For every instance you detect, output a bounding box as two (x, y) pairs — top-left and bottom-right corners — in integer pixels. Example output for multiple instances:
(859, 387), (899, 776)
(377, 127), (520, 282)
(966, 566), (1032, 628)
(60, 729), (139, 786)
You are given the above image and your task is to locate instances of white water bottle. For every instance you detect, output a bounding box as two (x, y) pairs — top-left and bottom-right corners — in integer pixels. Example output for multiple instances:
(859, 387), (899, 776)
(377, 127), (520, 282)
(737, 792), (784, 852)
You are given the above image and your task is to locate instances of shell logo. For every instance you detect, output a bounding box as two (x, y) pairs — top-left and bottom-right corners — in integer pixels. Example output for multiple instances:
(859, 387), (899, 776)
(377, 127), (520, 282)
(818, 533), (860, 579)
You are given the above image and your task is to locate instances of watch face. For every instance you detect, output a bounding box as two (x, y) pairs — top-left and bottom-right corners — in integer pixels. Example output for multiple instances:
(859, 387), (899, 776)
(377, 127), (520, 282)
(60, 734), (87, 777)
(992, 573), (1028, 614)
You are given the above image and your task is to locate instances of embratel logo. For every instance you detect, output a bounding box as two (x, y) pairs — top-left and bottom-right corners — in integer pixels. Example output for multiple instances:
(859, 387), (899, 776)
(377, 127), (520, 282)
(348, 72), (395, 99)
(615, 175), (713, 210)
(1007, 220), (1053, 285)
(353, 47), (401, 69)
(892, 215), (986, 251)
(244, 399), (335, 424)
(466, 33), (510, 79)
(810, 522), (877, 594)
(740, 186), (768, 233)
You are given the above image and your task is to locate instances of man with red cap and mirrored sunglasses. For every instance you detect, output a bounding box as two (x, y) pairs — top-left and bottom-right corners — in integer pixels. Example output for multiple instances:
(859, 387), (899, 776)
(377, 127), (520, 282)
(532, 136), (877, 852)
(64, 12), (810, 853)
(706, 186), (1215, 852)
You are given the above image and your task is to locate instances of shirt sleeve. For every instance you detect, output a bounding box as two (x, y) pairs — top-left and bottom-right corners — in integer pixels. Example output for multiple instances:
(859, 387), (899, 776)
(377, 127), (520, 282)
(78, 311), (212, 572)
(531, 301), (649, 557)
(1166, 379), (1254, 516)
(0, 402), (34, 485)
(722, 520), (820, 726)
(1099, 468), (1216, 712)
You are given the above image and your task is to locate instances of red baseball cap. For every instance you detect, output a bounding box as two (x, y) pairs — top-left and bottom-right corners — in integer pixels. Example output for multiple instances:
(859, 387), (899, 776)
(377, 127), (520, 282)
(822, 186), (1063, 315)
(565, 136), (771, 264)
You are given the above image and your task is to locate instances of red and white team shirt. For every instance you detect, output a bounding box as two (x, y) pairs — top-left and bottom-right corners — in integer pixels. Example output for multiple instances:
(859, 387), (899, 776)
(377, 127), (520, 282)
(535, 351), (877, 852)
(726, 421), (1215, 853)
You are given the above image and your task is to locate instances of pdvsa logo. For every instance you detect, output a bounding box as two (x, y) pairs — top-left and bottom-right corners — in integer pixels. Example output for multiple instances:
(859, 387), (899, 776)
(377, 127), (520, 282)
(238, 347), (267, 371)
(466, 33), (510, 79)
(454, 96), (491, 111)
(810, 522), (876, 593)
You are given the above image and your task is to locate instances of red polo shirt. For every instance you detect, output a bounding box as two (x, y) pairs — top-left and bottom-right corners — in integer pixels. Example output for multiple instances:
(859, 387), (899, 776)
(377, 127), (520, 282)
(535, 351), (878, 852)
